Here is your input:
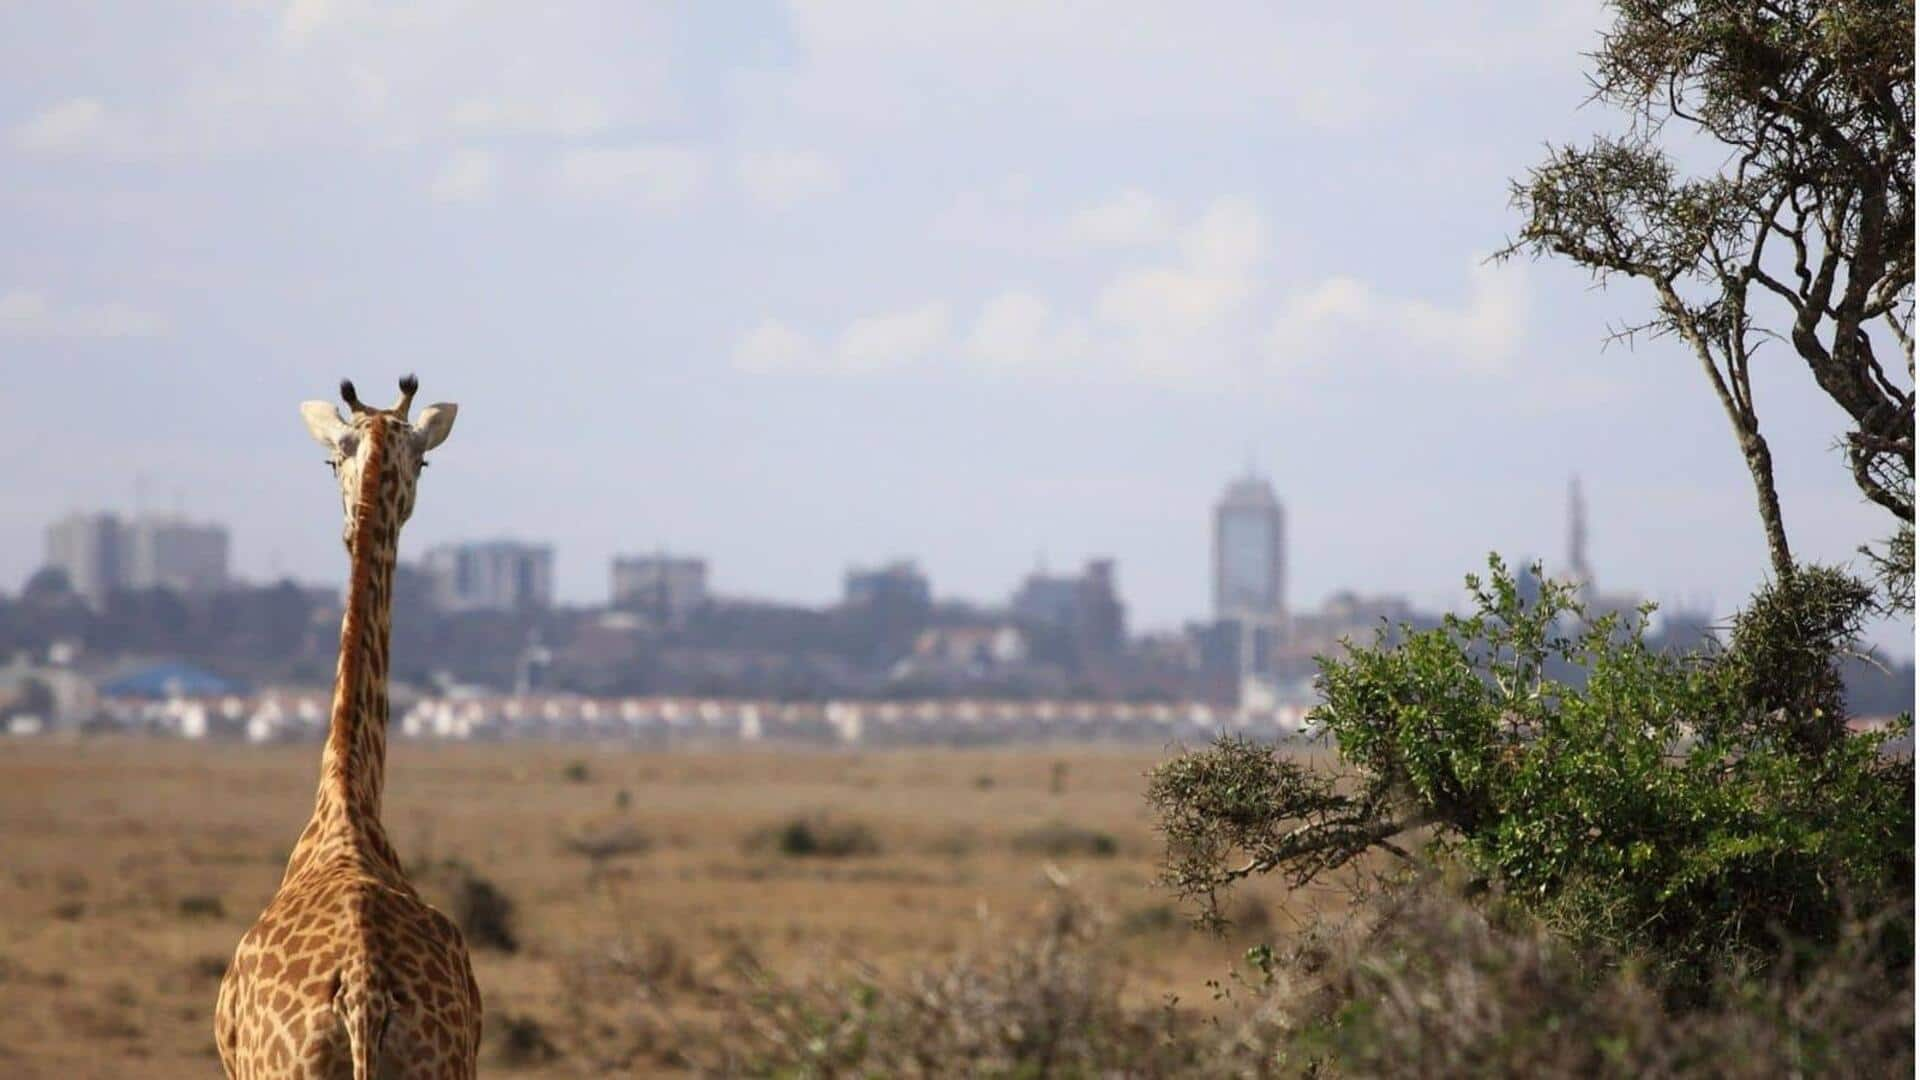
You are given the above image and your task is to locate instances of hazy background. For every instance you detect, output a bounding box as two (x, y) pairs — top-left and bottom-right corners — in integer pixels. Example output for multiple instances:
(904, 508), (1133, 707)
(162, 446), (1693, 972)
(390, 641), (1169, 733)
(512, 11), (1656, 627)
(1, 0), (1905, 653)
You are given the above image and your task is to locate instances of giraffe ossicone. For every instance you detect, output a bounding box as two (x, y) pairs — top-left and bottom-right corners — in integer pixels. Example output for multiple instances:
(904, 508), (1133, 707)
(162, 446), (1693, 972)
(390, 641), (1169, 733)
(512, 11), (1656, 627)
(217, 376), (481, 1080)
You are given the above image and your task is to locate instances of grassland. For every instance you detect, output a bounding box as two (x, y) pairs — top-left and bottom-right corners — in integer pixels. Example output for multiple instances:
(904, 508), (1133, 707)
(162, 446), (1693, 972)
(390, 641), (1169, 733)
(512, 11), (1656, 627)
(0, 737), (1316, 1077)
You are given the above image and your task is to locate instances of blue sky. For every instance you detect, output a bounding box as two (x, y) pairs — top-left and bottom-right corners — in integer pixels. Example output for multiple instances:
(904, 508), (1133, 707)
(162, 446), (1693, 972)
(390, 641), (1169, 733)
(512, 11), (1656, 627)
(1, 2), (1909, 655)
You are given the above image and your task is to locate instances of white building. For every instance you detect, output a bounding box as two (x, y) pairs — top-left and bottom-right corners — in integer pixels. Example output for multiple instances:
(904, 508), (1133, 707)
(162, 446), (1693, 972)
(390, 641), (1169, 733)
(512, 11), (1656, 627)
(45, 511), (229, 606)
(610, 553), (709, 624)
(422, 541), (554, 613)
(45, 512), (126, 607)
(125, 514), (230, 593)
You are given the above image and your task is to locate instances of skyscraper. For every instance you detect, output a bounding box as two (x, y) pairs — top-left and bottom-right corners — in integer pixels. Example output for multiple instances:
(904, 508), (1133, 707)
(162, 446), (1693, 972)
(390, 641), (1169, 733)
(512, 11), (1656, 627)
(1213, 472), (1285, 625)
(1566, 475), (1593, 594)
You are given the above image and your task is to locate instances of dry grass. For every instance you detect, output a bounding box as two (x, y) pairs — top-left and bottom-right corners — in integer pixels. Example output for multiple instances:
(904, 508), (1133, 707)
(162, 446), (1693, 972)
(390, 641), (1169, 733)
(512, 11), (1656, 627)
(0, 737), (1314, 1078)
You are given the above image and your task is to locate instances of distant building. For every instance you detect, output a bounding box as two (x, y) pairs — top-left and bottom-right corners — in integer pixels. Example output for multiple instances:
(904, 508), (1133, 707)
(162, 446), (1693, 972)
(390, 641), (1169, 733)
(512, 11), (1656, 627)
(1211, 472), (1286, 692)
(1214, 472), (1286, 625)
(1562, 477), (1640, 621)
(1566, 475), (1594, 594)
(842, 561), (935, 662)
(45, 511), (229, 607)
(912, 624), (1028, 667)
(422, 541), (553, 613)
(125, 514), (229, 593)
(611, 553), (709, 625)
(45, 512), (126, 607)
(844, 560), (932, 614)
(1012, 558), (1126, 659)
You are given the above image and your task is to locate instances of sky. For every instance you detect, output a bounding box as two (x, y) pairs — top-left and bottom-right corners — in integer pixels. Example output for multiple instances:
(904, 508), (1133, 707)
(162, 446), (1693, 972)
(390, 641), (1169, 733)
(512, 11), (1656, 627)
(1, 1), (1910, 656)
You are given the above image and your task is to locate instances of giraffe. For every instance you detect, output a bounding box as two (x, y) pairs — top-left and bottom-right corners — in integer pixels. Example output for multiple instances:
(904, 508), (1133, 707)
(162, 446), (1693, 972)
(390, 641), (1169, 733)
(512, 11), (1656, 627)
(216, 376), (481, 1079)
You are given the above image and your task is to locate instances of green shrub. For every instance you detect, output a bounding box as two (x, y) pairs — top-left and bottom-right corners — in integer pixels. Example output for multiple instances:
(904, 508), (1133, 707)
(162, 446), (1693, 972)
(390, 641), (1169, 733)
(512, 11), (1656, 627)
(1149, 557), (1913, 993)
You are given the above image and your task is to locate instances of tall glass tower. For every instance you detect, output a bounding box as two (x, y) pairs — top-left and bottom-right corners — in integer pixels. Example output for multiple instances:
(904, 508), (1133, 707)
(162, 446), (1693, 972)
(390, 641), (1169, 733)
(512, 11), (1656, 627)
(1213, 472), (1285, 625)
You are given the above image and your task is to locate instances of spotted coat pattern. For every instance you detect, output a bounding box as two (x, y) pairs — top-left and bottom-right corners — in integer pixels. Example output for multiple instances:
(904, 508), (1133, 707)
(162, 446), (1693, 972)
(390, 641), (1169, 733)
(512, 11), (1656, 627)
(217, 394), (480, 1079)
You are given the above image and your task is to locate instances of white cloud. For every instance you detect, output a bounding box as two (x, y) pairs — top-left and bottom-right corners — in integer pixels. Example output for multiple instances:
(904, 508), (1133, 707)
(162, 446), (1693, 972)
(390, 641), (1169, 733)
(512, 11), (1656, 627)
(1267, 260), (1528, 376)
(429, 148), (499, 206)
(966, 291), (1089, 371)
(1400, 261), (1528, 373)
(550, 145), (705, 208)
(10, 7), (679, 158)
(732, 321), (818, 373)
(762, 1), (1606, 137)
(1066, 189), (1167, 250)
(0, 290), (168, 339)
(835, 302), (949, 371)
(1099, 267), (1252, 331)
(1097, 197), (1267, 334)
(733, 302), (950, 375)
(732, 196), (1519, 390)
(12, 98), (110, 154)
(1179, 198), (1267, 274)
(736, 150), (844, 210)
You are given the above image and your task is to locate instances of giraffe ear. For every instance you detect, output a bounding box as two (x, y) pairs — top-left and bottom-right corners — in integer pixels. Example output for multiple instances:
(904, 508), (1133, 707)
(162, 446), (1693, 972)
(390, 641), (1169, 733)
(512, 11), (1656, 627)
(413, 402), (458, 452)
(301, 400), (351, 450)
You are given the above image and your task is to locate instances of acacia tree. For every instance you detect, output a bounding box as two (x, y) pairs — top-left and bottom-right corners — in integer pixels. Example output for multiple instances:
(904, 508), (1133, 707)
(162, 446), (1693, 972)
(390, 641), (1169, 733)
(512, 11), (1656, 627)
(1501, 0), (1913, 588)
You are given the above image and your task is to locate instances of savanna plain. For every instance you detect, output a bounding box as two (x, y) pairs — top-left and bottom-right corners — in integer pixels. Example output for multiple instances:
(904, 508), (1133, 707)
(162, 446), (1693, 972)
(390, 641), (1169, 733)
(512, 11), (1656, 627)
(0, 738), (1309, 1077)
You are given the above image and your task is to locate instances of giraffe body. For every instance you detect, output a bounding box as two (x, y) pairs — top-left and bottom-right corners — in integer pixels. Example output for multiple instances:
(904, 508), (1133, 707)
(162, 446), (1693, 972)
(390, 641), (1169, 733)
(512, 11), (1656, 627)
(217, 869), (479, 1078)
(217, 379), (478, 1079)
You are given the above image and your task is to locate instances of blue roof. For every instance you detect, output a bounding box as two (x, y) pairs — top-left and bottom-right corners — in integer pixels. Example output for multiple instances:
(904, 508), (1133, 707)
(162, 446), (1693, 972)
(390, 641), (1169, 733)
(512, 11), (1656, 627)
(100, 662), (246, 699)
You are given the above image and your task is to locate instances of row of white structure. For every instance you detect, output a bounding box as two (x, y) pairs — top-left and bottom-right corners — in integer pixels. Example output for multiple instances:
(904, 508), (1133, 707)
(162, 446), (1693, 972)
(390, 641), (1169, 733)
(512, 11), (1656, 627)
(71, 691), (1315, 746)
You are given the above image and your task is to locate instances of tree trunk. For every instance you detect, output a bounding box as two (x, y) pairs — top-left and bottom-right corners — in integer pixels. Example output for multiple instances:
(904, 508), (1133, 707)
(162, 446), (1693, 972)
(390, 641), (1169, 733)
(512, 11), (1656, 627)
(1739, 431), (1795, 582)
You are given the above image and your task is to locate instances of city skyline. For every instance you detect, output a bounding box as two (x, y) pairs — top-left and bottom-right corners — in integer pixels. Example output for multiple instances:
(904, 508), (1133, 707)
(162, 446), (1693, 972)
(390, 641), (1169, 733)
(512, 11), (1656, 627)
(1, 3), (1906, 656)
(29, 466), (1754, 640)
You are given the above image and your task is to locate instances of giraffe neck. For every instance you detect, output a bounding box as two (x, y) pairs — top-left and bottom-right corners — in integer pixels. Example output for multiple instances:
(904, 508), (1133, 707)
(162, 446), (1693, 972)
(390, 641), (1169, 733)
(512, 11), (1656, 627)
(285, 421), (407, 885)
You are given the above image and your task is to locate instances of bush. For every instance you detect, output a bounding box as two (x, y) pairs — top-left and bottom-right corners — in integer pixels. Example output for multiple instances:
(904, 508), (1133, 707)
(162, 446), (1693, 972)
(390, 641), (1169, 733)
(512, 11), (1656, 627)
(746, 814), (882, 858)
(562, 821), (654, 862)
(1268, 885), (1914, 1078)
(556, 882), (1911, 1078)
(1011, 821), (1120, 858)
(489, 1013), (561, 1068)
(714, 897), (1208, 1076)
(176, 894), (226, 919)
(415, 858), (519, 953)
(1149, 557), (1913, 994)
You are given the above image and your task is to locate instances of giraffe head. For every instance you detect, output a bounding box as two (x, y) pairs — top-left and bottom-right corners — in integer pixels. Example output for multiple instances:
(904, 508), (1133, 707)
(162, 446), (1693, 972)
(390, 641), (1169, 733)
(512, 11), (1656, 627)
(300, 375), (458, 546)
